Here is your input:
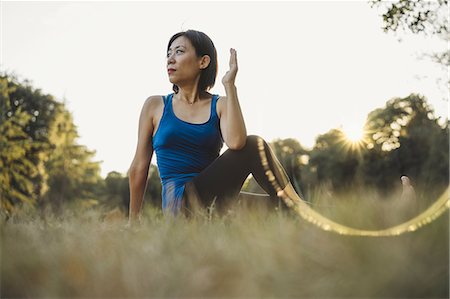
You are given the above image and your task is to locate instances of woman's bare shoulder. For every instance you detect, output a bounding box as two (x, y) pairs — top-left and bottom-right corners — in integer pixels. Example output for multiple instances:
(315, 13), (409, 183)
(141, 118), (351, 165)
(142, 95), (164, 113)
(144, 95), (164, 106)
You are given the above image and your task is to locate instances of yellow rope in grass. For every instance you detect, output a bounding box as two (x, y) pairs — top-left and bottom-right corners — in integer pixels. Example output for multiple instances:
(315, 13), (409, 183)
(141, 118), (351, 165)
(257, 137), (450, 237)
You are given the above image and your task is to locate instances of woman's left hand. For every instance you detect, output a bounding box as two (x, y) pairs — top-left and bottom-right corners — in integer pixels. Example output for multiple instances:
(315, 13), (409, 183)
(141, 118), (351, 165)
(222, 48), (238, 86)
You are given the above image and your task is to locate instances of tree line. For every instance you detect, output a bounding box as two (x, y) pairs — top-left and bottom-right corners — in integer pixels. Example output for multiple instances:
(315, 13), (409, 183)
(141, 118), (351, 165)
(254, 94), (449, 202)
(1, 72), (447, 216)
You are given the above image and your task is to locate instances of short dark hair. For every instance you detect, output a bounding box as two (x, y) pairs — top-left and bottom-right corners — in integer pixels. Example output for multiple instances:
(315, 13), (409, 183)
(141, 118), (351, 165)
(167, 30), (218, 94)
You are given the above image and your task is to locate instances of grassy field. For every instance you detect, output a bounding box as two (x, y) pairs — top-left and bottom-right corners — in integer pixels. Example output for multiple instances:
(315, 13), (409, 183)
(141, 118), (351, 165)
(1, 190), (449, 298)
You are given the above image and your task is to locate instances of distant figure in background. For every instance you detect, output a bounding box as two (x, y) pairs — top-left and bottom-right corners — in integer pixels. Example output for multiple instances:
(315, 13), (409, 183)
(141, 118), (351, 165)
(400, 175), (416, 202)
(399, 175), (419, 216)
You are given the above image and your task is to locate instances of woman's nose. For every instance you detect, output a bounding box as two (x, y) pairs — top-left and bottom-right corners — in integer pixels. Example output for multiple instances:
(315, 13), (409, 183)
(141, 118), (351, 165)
(167, 53), (175, 63)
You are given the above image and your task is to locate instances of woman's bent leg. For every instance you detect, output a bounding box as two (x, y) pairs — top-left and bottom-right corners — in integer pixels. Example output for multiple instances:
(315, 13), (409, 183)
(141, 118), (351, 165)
(182, 135), (291, 215)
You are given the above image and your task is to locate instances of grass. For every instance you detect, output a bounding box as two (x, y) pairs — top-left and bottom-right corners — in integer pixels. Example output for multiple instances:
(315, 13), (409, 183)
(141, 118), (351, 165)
(1, 189), (449, 298)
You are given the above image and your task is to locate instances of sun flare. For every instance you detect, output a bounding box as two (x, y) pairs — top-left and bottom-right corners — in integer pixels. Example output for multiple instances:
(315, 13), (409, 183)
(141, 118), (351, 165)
(340, 124), (368, 151)
(343, 126), (365, 143)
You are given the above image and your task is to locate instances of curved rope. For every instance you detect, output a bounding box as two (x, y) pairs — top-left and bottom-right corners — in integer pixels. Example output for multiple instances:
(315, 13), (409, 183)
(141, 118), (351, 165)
(257, 137), (450, 237)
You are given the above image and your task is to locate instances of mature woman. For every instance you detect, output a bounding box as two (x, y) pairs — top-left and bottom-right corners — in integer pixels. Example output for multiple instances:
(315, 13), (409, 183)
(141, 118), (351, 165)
(128, 29), (299, 224)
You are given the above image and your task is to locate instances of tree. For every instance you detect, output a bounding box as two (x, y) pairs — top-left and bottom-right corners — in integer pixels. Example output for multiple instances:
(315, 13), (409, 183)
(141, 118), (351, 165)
(370, 0), (448, 36)
(0, 72), (102, 215)
(369, 0), (449, 87)
(361, 93), (448, 195)
(43, 102), (102, 213)
(309, 129), (361, 192)
(100, 165), (162, 213)
(0, 77), (36, 213)
(101, 171), (130, 211)
(0, 74), (51, 214)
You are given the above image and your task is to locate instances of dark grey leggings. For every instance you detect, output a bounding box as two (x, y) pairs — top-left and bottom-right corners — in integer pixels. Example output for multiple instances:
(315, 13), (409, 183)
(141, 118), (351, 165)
(182, 135), (290, 215)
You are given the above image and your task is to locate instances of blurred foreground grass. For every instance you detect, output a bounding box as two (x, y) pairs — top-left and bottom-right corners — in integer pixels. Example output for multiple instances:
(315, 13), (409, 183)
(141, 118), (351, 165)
(1, 190), (449, 298)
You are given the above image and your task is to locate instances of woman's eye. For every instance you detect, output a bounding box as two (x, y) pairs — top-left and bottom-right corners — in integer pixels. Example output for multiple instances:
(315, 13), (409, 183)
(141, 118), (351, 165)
(167, 50), (183, 57)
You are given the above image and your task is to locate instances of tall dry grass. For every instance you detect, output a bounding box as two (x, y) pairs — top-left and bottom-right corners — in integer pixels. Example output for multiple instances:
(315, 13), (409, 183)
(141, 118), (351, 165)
(1, 189), (449, 298)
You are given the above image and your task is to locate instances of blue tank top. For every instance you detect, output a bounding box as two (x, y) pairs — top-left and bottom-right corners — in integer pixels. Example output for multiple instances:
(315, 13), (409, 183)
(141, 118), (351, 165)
(152, 93), (224, 214)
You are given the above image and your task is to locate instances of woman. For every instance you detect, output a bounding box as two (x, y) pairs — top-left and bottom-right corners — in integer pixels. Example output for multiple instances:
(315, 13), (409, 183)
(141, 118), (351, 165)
(128, 30), (300, 224)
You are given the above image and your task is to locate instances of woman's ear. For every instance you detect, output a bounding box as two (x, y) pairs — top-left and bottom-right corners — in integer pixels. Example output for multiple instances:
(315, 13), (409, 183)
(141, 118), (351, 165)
(199, 55), (211, 70)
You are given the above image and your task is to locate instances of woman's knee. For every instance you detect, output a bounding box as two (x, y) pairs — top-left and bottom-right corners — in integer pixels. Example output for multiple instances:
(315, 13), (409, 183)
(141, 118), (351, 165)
(228, 135), (269, 158)
(244, 135), (268, 151)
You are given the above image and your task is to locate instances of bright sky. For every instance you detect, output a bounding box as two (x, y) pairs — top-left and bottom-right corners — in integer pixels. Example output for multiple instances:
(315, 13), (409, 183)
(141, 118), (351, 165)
(2, 1), (448, 177)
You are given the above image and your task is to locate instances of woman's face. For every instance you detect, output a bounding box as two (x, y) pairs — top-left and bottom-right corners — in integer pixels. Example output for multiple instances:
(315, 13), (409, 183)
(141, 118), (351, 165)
(166, 36), (208, 86)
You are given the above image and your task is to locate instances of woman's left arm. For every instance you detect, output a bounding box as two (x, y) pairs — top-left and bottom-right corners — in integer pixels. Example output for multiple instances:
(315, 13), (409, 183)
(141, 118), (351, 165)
(220, 48), (247, 150)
